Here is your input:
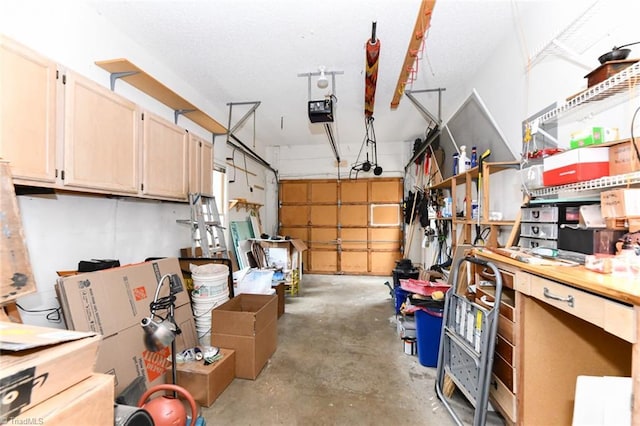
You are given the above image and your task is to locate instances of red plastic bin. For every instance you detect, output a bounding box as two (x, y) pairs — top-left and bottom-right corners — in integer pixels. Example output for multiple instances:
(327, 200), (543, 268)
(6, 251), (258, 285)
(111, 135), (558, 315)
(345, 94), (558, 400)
(399, 278), (450, 297)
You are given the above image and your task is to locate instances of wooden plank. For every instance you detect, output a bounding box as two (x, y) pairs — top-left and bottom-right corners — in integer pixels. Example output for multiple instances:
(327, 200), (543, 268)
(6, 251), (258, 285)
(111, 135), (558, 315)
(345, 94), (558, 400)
(390, 0), (436, 108)
(95, 59), (226, 134)
(1, 162), (36, 304)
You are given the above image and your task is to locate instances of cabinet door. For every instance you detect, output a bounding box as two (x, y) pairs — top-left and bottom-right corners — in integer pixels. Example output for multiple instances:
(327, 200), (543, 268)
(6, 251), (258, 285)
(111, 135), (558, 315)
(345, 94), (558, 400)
(0, 36), (57, 183)
(188, 133), (213, 197)
(63, 71), (139, 194)
(199, 139), (213, 197)
(141, 111), (188, 200)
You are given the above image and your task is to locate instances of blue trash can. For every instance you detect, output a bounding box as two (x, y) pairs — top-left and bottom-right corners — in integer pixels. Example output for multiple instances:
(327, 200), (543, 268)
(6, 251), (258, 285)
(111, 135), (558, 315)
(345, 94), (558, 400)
(415, 308), (444, 367)
(394, 286), (410, 314)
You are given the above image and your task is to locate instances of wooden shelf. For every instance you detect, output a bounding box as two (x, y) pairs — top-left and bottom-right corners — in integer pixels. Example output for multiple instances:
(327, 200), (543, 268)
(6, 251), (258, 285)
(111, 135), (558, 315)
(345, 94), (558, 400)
(229, 199), (263, 211)
(95, 59), (226, 135)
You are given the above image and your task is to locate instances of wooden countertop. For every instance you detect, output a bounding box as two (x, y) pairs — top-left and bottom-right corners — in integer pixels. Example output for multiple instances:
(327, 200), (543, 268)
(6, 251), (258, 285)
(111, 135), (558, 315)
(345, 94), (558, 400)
(474, 248), (640, 306)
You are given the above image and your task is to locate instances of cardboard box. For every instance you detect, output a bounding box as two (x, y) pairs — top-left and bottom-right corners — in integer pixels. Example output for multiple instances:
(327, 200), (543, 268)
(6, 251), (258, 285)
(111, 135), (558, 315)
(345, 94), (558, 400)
(601, 189), (640, 218)
(569, 127), (618, 149)
(273, 282), (285, 318)
(211, 294), (278, 380)
(543, 147), (609, 186)
(172, 348), (235, 407)
(609, 140), (640, 176)
(1, 163), (36, 304)
(94, 303), (198, 395)
(254, 238), (308, 271)
(12, 373), (114, 425)
(0, 322), (101, 421)
(57, 257), (190, 337)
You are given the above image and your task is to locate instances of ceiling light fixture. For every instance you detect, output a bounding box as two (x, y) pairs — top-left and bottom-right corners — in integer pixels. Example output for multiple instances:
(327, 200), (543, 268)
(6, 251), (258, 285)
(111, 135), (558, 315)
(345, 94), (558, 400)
(317, 66), (329, 89)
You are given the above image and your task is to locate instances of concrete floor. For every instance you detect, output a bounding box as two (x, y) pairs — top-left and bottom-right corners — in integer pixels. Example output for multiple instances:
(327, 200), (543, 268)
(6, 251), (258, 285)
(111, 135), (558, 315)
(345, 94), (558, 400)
(202, 274), (506, 425)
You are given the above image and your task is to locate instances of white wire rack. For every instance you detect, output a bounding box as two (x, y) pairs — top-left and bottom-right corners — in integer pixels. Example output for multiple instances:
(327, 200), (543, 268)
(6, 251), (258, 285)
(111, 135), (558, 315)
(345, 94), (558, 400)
(529, 171), (640, 197)
(530, 62), (640, 129)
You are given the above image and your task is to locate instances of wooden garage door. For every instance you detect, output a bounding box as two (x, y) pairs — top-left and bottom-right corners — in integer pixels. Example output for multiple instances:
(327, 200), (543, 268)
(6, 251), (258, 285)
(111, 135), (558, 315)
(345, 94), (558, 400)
(279, 178), (403, 275)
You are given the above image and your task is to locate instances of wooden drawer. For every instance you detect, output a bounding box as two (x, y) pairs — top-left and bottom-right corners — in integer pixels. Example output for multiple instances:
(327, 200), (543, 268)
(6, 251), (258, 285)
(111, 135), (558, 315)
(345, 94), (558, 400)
(493, 352), (514, 392)
(476, 286), (515, 321)
(498, 314), (514, 344)
(490, 374), (516, 424)
(477, 266), (514, 289)
(530, 275), (604, 329)
(495, 334), (514, 366)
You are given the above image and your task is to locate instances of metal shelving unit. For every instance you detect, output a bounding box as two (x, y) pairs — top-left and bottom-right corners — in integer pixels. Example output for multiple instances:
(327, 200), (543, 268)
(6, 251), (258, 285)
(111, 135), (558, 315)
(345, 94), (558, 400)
(530, 171), (640, 197)
(529, 61), (640, 129)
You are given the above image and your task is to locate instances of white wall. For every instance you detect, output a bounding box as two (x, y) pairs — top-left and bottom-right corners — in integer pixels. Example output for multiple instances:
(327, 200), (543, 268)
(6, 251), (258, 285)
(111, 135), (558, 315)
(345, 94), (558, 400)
(0, 0), (254, 327)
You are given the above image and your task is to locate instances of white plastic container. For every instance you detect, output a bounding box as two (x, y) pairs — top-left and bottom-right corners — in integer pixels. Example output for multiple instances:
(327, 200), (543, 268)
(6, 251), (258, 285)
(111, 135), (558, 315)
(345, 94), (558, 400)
(459, 145), (470, 173)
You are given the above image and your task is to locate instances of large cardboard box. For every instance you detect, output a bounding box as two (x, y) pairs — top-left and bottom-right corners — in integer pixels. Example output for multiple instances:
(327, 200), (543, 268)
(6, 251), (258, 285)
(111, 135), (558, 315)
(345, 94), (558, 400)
(254, 238), (307, 270)
(543, 147), (609, 186)
(601, 189), (640, 218)
(273, 282), (285, 318)
(12, 373), (114, 425)
(609, 140), (640, 176)
(211, 294), (277, 380)
(0, 322), (101, 421)
(94, 303), (198, 395)
(171, 348), (235, 407)
(57, 257), (190, 337)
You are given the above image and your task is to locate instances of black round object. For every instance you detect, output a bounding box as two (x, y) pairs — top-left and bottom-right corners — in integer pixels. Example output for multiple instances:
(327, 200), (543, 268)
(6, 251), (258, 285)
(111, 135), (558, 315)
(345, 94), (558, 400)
(598, 48), (631, 64)
(373, 165), (383, 176)
(361, 161), (371, 172)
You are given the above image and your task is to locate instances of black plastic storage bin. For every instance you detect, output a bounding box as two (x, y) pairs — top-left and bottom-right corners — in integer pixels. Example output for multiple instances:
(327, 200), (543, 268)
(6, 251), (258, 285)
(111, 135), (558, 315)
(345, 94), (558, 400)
(392, 259), (419, 288)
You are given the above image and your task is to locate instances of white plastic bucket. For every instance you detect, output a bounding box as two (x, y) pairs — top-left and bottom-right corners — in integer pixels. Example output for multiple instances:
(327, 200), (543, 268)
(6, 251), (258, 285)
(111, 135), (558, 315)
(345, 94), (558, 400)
(192, 290), (229, 346)
(192, 264), (229, 298)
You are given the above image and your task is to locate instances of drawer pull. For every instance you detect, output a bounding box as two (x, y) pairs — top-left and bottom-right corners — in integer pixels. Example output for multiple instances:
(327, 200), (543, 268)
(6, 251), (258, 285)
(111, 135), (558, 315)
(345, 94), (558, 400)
(532, 225), (539, 235)
(543, 287), (574, 307)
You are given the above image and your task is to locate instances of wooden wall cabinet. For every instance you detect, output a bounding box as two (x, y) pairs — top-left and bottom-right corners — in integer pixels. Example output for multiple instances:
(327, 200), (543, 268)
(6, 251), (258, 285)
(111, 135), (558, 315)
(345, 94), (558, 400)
(63, 71), (139, 195)
(188, 132), (213, 197)
(0, 35), (58, 184)
(140, 111), (188, 200)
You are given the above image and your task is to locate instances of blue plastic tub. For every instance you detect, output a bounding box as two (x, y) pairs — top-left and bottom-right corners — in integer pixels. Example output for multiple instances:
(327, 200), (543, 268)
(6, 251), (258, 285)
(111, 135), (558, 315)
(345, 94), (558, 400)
(415, 308), (444, 367)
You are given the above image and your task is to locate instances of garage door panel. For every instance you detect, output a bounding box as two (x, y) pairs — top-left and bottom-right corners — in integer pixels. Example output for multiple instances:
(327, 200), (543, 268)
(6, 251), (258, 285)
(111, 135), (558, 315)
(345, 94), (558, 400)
(310, 181), (337, 203)
(279, 227), (308, 242)
(280, 205), (309, 226)
(371, 204), (400, 226)
(341, 251), (368, 273)
(309, 250), (337, 272)
(310, 228), (337, 249)
(310, 205), (337, 226)
(280, 181), (308, 203)
(341, 181), (367, 202)
(370, 228), (402, 250)
(371, 251), (401, 275)
(341, 228), (367, 249)
(340, 205), (367, 226)
(371, 180), (403, 202)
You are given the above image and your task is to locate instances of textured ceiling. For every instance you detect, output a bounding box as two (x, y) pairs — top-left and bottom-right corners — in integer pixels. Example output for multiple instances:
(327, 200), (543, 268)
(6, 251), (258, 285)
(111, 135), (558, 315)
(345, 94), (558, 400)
(90, 0), (518, 151)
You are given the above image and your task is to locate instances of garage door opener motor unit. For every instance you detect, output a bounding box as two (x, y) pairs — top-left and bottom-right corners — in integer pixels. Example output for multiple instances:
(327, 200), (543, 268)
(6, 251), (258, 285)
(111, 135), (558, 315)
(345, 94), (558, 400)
(308, 99), (333, 123)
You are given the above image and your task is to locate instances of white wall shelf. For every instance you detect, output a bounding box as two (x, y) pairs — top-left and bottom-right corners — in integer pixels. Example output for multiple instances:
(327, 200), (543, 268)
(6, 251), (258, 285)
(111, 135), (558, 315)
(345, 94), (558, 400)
(529, 171), (640, 197)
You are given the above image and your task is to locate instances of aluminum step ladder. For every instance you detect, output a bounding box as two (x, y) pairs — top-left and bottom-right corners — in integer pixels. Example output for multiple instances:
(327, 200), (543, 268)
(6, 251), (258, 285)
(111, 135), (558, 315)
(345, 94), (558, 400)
(178, 194), (227, 258)
(435, 255), (503, 426)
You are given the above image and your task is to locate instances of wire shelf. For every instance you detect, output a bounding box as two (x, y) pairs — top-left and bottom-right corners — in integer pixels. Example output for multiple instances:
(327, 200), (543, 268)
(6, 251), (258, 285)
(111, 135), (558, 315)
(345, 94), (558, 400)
(530, 62), (640, 127)
(530, 171), (640, 197)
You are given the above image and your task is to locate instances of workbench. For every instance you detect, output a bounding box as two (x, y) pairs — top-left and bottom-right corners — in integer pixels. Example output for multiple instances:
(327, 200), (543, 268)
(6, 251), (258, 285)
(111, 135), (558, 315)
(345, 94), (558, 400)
(473, 248), (638, 425)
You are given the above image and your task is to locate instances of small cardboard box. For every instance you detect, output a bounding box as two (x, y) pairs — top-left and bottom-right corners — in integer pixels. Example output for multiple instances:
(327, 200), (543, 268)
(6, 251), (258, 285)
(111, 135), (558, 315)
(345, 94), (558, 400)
(543, 147), (609, 186)
(211, 294), (278, 380)
(57, 257), (190, 337)
(94, 303), (198, 395)
(172, 348), (235, 407)
(273, 282), (285, 318)
(0, 322), (101, 421)
(601, 189), (640, 218)
(12, 373), (114, 425)
(609, 140), (640, 176)
(569, 127), (618, 149)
